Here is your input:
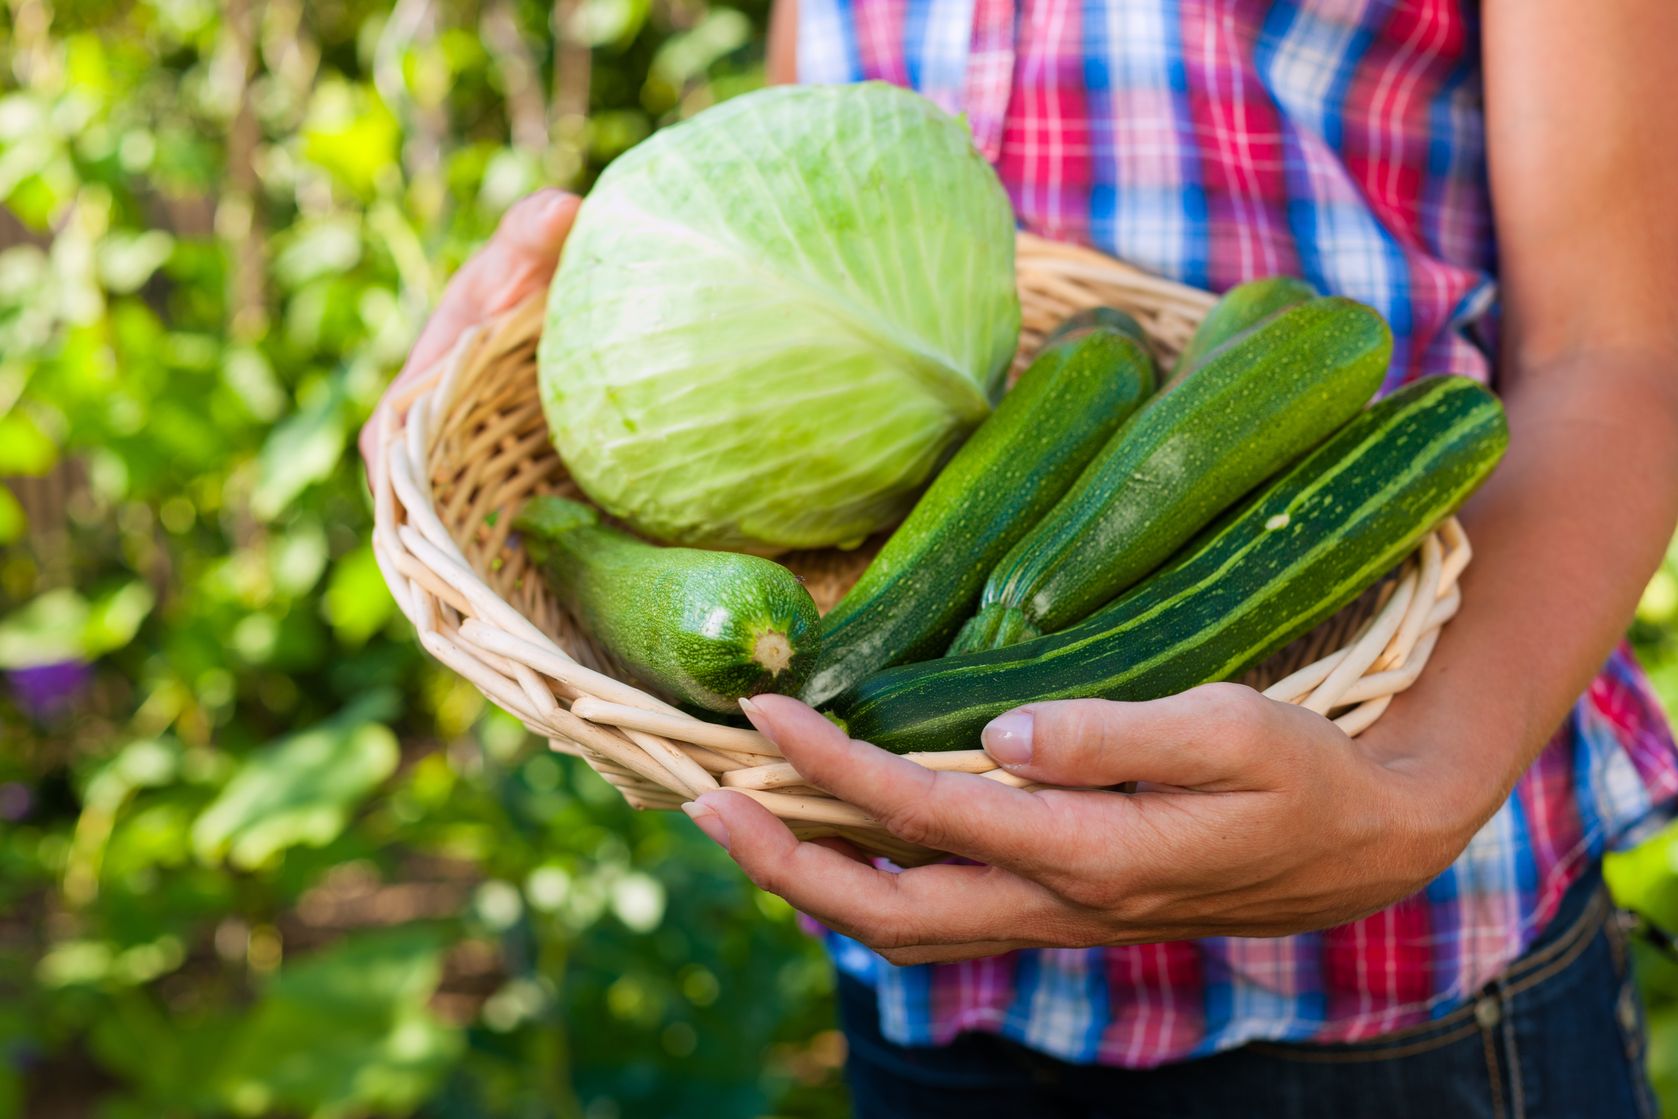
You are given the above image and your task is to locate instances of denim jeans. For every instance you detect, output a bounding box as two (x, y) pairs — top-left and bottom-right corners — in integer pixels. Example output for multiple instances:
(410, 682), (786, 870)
(838, 869), (1658, 1119)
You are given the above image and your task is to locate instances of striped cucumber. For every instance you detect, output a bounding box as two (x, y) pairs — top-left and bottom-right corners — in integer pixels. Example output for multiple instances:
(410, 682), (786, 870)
(516, 496), (820, 712)
(1170, 275), (1318, 382)
(949, 296), (1391, 653)
(836, 376), (1508, 754)
(801, 320), (1156, 706)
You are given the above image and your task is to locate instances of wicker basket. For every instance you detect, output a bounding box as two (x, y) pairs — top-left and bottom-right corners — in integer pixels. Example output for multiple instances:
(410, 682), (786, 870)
(369, 232), (1469, 867)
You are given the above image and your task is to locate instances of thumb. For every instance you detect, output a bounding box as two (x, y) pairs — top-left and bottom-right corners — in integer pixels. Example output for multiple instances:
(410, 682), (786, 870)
(361, 189), (579, 472)
(459, 188), (580, 315)
(979, 683), (1287, 790)
(400, 188), (580, 379)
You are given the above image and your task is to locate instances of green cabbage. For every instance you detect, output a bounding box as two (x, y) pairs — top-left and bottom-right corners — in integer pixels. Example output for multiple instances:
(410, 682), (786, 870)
(538, 82), (1020, 553)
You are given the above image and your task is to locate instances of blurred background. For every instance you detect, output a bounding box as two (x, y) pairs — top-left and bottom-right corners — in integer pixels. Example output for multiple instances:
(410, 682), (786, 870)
(1, 1), (1676, 1116)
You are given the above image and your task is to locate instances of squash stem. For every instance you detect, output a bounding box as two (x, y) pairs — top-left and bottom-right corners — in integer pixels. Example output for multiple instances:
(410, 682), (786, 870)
(753, 631), (795, 676)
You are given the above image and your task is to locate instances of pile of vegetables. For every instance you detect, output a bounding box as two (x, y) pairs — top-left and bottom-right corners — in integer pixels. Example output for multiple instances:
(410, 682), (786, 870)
(524, 84), (1510, 746)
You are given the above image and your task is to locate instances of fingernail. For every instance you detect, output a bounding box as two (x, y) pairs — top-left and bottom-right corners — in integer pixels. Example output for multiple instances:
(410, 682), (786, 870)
(682, 799), (731, 851)
(538, 190), (572, 220)
(738, 696), (767, 732)
(982, 710), (1034, 767)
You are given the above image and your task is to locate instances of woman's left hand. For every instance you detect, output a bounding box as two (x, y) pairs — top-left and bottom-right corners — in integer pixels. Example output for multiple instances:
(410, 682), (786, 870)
(681, 687), (1486, 965)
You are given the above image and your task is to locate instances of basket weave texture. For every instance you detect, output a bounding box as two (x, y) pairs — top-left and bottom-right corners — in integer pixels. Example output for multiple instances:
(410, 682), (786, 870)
(370, 232), (1469, 867)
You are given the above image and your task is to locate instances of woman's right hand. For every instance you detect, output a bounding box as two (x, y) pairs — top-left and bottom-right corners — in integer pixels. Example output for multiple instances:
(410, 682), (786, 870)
(360, 188), (580, 477)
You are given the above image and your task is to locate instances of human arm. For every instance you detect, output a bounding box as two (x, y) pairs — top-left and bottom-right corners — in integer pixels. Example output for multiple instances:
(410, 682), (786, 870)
(682, 0), (1678, 961)
(1392, 0), (1678, 806)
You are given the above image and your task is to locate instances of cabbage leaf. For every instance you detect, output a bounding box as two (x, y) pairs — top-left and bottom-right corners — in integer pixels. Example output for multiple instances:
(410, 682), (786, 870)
(539, 82), (1020, 552)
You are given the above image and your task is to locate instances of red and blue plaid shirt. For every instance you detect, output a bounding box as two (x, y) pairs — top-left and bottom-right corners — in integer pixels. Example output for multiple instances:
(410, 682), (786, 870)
(799, 0), (1678, 1065)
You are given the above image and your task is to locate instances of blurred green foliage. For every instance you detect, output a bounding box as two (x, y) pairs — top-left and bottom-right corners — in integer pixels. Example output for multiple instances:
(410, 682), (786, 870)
(1612, 544), (1678, 1111)
(2, 1), (1676, 1116)
(0, 1), (843, 1116)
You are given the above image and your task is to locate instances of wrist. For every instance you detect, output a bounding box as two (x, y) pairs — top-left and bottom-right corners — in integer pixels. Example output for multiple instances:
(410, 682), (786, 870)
(1361, 719), (1514, 877)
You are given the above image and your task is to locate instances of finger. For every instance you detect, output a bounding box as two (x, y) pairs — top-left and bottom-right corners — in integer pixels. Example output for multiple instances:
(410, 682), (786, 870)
(980, 682), (1313, 790)
(809, 835), (871, 864)
(877, 941), (1043, 966)
(360, 190), (579, 467)
(740, 695), (1073, 873)
(688, 789), (1061, 949)
(399, 188), (579, 381)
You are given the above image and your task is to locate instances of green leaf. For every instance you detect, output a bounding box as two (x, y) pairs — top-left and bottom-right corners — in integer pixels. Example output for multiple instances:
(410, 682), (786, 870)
(213, 927), (462, 1119)
(0, 581), (155, 668)
(1639, 570), (1678, 626)
(322, 543), (395, 645)
(300, 80), (400, 199)
(191, 697), (400, 869)
(250, 382), (348, 521)
(1607, 821), (1678, 930)
(36, 934), (185, 989)
(571, 0), (652, 47)
(84, 581), (157, 656)
(0, 410), (58, 475)
(650, 10), (753, 86)
(273, 216), (363, 290)
(64, 34), (113, 98)
(269, 521), (330, 598)
(82, 738), (184, 811)
(221, 345), (287, 422)
(96, 229), (175, 293)
(0, 589), (85, 666)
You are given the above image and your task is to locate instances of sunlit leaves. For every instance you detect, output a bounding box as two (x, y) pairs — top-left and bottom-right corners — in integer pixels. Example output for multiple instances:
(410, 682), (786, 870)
(95, 229), (175, 293)
(220, 345), (287, 422)
(0, 2), (829, 1116)
(269, 520), (330, 596)
(191, 699), (400, 869)
(571, 0), (654, 48)
(36, 934), (187, 989)
(1607, 829), (1678, 931)
(273, 216), (364, 290)
(0, 581), (156, 668)
(1640, 570), (1678, 627)
(0, 93), (79, 228)
(0, 410), (57, 475)
(299, 79), (400, 199)
(322, 543), (395, 645)
(250, 379), (349, 520)
(213, 926), (462, 1119)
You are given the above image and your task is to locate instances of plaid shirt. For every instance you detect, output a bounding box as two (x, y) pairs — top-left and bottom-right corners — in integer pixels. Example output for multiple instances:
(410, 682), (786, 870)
(799, 0), (1678, 1065)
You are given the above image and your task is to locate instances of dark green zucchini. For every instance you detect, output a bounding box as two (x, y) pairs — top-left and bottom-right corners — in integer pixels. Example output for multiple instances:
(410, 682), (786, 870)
(1045, 306), (1147, 347)
(1170, 275), (1318, 382)
(948, 296), (1391, 654)
(836, 375), (1508, 753)
(516, 496), (820, 712)
(801, 321), (1156, 706)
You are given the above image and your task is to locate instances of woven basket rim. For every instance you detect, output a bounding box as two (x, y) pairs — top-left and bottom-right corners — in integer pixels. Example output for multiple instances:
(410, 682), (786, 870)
(368, 231), (1470, 866)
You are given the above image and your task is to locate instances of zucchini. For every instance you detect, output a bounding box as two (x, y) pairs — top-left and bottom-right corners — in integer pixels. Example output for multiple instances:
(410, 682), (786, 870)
(1170, 275), (1317, 382)
(837, 375), (1508, 753)
(516, 496), (820, 712)
(1045, 306), (1147, 347)
(801, 321), (1156, 706)
(948, 296), (1390, 653)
